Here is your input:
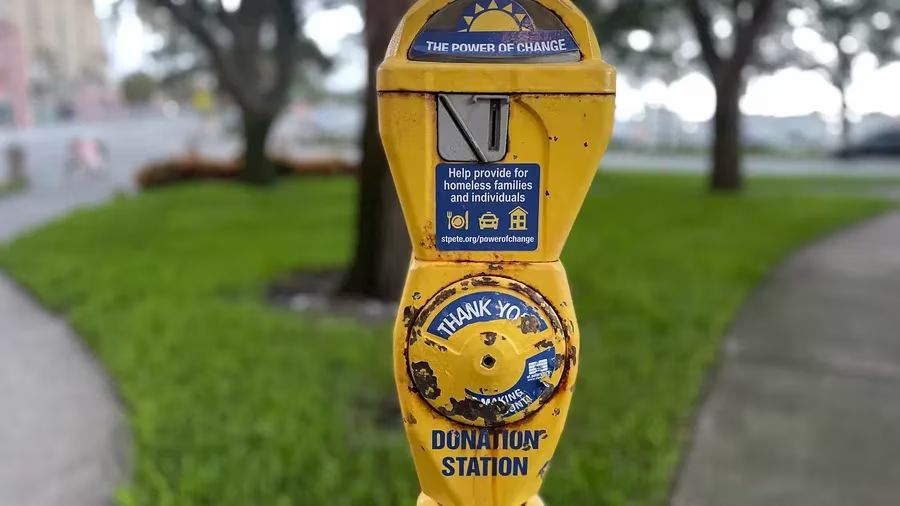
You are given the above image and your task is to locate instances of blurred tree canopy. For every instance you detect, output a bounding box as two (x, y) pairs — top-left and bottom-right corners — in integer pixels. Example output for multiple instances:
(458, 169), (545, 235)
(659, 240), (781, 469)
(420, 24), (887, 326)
(121, 0), (328, 184)
(790, 0), (900, 149)
(578, 0), (783, 191)
(121, 71), (158, 105)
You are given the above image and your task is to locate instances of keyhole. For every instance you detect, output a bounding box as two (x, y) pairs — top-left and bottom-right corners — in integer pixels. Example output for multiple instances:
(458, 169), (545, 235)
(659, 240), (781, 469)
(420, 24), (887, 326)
(481, 355), (497, 369)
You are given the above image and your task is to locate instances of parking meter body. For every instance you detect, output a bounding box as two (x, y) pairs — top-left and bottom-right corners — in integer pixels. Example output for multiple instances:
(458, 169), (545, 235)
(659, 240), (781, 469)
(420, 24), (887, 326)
(379, 1), (615, 504)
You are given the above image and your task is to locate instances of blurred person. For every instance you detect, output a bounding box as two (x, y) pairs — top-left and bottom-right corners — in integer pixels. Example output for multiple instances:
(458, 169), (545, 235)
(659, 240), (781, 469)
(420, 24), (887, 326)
(66, 135), (109, 180)
(5, 143), (27, 185)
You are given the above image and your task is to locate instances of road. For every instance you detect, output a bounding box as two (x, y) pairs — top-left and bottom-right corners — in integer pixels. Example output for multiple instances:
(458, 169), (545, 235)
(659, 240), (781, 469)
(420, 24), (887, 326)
(602, 151), (900, 176)
(0, 114), (209, 191)
(2, 115), (898, 193)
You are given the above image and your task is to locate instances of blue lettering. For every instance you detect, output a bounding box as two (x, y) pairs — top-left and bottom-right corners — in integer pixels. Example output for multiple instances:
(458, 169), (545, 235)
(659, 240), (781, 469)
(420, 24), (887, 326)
(461, 429), (476, 449)
(438, 456), (530, 476)
(513, 457), (528, 476)
(447, 430), (461, 450)
(442, 457), (455, 476)
(432, 430), (445, 450)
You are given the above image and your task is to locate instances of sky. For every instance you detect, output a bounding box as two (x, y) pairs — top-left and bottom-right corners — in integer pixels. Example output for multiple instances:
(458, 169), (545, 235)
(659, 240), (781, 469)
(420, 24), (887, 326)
(93, 0), (900, 123)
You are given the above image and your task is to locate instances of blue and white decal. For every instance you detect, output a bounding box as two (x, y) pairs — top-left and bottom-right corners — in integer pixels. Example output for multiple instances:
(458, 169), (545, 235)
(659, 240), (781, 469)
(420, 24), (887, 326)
(411, 0), (580, 60)
(436, 163), (540, 252)
(466, 348), (557, 417)
(427, 291), (548, 339)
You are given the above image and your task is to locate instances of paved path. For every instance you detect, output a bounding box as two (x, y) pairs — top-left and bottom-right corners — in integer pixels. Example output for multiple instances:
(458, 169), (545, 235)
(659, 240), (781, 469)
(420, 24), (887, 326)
(673, 211), (900, 506)
(603, 151), (900, 177)
(0, 184), (134, 504)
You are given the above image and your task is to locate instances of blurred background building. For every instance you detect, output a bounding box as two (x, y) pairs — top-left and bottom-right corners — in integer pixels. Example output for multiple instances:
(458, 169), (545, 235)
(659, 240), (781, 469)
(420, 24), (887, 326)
(0, 0), (110, 127)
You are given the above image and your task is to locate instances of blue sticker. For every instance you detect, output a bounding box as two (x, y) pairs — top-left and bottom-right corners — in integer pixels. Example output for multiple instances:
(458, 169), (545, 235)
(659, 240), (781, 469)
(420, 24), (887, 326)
(436, 164), (540, 252)
(412, 30), (578, 59)
(427, 291), (548, 340)
(466, 348), (557, 417)
(410, 0), (580, 60)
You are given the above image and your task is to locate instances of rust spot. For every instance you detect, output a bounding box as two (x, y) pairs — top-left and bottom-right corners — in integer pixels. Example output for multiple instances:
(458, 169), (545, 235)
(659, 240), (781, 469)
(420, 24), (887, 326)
(488, 263), (504, 271)
(545, 190), (551, 197)
(411, 362), (441, 400)
(553, 136), (559, 142)
(510, 282), (563, 334)
(584, 141), (589, 147)
(482, 331), (498, 346)
(405, 412), (418, 425)
(403, 305), (419, 342)
(415, 287), (457, 326)
(534, 339), (553, 349)
(438, 397), (507, 425)
(412, 292), (422, 301)
(424, 338), (449, 353)
(552, 408), (561, 416)
(513, 154), (519, 160)
(539, 460), (552, 479)
(538, 383), (555, 403)
(555, 353), (566, 372)
(407, 328), (423, 347)
(520, 314), (542, 334)
(420, 230), (437, 250)
(471, 277), (500, 287)
(568, 345), (578, 366)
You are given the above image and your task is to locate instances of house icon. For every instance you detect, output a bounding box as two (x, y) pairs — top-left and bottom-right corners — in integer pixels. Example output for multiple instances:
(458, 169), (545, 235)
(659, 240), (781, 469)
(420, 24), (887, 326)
(509, 207), (528, 231)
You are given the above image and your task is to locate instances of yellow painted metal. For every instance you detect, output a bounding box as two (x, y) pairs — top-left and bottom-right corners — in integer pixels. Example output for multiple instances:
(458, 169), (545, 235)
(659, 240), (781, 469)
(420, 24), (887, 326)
(379, 0), (616, 94)
(396, 262), (578, 506)
(381, 92), (614, 264)
(407, 276), (569, 427)
(380, 1), (615, 504)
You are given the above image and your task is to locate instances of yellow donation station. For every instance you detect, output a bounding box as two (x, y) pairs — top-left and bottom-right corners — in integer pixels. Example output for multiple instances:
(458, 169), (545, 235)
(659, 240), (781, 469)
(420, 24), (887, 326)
(379, 1), (616, 504)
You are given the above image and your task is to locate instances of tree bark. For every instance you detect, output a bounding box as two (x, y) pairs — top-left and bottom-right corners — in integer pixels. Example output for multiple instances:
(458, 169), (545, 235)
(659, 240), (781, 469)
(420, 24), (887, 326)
(710, 78), (743, 191)
(341, 0), (414, 300)
(241, 112), (277, 185)
(835, 41), (853, 152)
(685, 0), (775, 193)
(838, 82), (851, 151)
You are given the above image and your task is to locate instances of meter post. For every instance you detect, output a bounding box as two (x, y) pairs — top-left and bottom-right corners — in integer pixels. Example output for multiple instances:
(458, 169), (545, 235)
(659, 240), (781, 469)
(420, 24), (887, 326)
(378, 1), (616, 504)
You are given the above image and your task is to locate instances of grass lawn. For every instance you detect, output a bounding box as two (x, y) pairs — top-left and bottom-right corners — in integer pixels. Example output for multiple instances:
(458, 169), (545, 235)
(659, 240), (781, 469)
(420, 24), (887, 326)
(0, 173), (895, 505)
(0, 179), (24, 198)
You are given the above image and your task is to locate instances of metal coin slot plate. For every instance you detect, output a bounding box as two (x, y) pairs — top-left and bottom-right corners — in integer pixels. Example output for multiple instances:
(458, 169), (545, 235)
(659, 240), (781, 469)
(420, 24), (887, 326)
(438, 94), (510, 163)
(407, 276), (568, 427)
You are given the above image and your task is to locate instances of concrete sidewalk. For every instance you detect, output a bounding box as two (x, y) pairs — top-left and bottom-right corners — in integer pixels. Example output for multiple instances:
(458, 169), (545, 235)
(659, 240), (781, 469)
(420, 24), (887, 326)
(0, 184), (131, 506)
(673, 212), (900, 506)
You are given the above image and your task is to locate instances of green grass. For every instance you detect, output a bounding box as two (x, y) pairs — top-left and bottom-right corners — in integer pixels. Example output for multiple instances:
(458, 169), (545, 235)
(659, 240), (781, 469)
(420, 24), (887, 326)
(0, 179), (25, 197)
(0, 173), (895, 505)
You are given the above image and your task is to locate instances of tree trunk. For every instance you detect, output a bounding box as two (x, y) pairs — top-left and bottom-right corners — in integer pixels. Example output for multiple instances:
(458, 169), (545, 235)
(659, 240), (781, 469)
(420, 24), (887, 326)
(835, 22), (853, 153)
(241, 112), (277, 185)
(710, 78), (743, 192)
(341, 0), (414, 300)
(839, 85), (851, 152)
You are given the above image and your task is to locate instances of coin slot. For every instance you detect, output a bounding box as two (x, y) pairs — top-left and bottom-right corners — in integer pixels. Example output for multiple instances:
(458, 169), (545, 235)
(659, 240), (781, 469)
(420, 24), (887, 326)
(489, 99), (501, 151)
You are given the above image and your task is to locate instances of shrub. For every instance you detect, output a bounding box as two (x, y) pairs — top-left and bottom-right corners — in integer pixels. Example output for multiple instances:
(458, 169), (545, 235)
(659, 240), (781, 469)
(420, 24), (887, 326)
(136, 156), (357, 189)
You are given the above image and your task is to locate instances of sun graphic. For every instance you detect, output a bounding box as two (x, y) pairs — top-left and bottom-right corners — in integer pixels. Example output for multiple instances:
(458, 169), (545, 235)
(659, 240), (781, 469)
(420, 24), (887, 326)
(457, 0), (535, 33)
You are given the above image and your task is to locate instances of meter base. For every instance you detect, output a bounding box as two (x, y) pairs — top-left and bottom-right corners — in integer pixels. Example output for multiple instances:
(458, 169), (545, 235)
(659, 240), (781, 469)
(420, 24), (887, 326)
(417, 493), (545, 506)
